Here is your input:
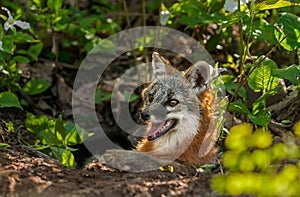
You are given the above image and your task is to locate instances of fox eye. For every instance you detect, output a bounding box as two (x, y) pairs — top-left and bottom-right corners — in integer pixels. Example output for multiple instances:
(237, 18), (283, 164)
(168, 99), (179, 107)
(148, 94), (154, 102)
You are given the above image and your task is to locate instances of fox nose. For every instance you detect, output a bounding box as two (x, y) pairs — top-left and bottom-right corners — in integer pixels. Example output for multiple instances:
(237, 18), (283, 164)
(141, 110), (150, 121)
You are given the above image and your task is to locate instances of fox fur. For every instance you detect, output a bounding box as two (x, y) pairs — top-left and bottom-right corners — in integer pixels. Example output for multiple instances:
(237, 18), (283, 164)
(99, 52), (218, 172)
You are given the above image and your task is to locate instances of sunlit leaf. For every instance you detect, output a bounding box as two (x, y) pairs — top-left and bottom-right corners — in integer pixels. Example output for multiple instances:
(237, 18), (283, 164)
(0, 143), (10, 148)
(47, 0), (63, 15)
(50, 146), (75, 168)
(254, 0), (293, 11)
(222, 12), (247, 28)
(55, 115), (67, 145)
(248, 109), (271, 128)
(32, 0), (42, 8)
(61, 149), (75, 168)
(25, 113), (59, 145)
(23, 79), (51, 95)
(252, 93), (270, 115)
(294, 120), (300, 137)
(64, 123), (93, 145)
(274, 13), (300, 51)
(248, 58), (279, 92)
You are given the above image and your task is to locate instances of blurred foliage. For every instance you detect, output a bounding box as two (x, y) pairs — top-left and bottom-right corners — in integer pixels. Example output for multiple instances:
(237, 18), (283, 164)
(212, 123), (300, 196)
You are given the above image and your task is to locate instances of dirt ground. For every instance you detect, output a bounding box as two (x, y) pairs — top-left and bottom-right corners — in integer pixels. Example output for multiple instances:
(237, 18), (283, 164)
(0, 143), (216, 197)
(0, 108), (217, 197)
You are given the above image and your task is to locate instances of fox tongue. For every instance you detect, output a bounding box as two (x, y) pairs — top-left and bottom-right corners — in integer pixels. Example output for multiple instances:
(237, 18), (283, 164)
(146, 122), (166, 138)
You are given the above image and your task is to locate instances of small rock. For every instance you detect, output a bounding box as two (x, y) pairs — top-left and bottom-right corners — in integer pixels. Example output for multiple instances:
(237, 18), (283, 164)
(57, 172), (65, 178)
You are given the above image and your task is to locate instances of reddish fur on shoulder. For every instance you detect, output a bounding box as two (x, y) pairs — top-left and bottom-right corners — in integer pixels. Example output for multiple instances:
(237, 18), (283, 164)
(177, 89), (217, 165)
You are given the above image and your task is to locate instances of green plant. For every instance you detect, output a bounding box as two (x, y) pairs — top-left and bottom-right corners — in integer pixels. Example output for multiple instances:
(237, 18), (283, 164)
(0, 143), (10, 148)
(220, 0), (300, 127)
(27, 0), (121, 61)
(212, 123), (300, 196)
(25, 113), (94, 168)
(209, 0), (300, 196)
(0, 6), (46, 108)
(166, 0), (299, 127)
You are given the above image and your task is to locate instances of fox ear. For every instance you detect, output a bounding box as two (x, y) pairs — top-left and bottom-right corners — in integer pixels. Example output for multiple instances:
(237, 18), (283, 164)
(184, 61), (214, 95)
(151, 52), (177, 81)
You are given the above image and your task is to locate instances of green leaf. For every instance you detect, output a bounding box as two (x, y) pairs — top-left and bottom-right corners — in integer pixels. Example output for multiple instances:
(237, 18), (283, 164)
(25, 113), (60, 145)
(0, 24), (3, 38)
(14, 32), (36, 43)
(47, 0), (63, 15)
(94, 89), (111, 104)
(248, 58), (279, 92)
(2, 35), (15, 54)
(254, 0), (293, 11)
(61, 149), (75, 168)
(252, 93), (270, 115)
(27, 42), (43, 61)
(0, 92), (22, 109)
(64, 123), (81, 145)
(64, 123), (93, 145)
(32, 0), (42, 8)
(26, 113), (51, 134)
(187, 13), (224, 27)
(272, 64), (300, 85)
(225, 82), (247, 100)
(274, 13), (300, 51)
(228, 101), (251, 114)
(0, 143), (10, 148)
(248, 109), (271, 128)
(23, 79), (51, 95)
(55, 115), (67, 145)
(124, 90), (139, 102)
(50, 146), (75, 168)
(222, 11), (247, 28)
(251, 19), (277, 45)
(12, 55), (30, 63)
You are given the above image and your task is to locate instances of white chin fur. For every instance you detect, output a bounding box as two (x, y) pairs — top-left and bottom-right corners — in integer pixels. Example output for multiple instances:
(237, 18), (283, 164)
(150, 112), (199, 159)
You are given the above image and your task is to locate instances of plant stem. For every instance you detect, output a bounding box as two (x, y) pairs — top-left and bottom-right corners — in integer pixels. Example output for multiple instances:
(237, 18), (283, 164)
(122, 0), (131, 28)
(229, 34), (288, 103)
(237, 0), (244, 75)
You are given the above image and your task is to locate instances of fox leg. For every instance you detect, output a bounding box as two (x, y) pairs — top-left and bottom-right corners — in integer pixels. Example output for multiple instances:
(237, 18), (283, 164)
(99, 149), (196, 174)
(99, 149), (162, 172)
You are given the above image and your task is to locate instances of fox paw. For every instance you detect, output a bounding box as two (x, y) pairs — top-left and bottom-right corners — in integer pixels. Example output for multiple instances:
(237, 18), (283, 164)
(99, 149), (162, 172)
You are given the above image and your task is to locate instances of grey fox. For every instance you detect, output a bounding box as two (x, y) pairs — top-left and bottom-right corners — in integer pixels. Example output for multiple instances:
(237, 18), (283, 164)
(99, 52), (218, 172)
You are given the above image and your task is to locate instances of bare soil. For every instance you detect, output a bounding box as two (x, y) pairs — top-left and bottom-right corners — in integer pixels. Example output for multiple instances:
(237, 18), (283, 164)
(0, 144), (215, 197)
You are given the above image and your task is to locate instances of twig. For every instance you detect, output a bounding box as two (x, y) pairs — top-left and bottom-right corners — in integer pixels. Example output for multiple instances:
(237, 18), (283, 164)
(122, 0), (131, 28)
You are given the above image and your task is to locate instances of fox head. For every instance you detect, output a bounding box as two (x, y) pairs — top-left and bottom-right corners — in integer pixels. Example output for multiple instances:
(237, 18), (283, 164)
(139, 52), (215, 156)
